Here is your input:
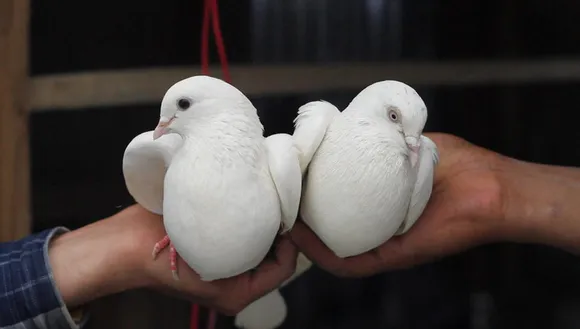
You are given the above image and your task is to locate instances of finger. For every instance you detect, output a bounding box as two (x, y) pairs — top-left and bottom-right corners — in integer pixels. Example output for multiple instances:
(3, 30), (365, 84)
(174, 239), (297, 316)
(289, 221), (380, 276)
(372, 204), (453, 271)
(290, 221), (410, 277)
(289, 221), (344, 271)
(372, 236), (420, 270)
(247, 236), (298, 297)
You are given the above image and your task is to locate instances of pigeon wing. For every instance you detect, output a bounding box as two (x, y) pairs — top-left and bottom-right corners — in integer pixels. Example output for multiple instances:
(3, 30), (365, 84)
(122, 131), (183, 214)
(396, 135), (439, 235)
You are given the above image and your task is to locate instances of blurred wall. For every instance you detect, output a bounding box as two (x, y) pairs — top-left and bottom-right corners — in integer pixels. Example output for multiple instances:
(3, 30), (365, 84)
(30, 1), (580, 328)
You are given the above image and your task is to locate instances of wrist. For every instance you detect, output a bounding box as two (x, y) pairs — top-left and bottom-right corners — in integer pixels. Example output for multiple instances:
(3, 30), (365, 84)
(48, 206), (150, 308)
(496, 156), (580, 251)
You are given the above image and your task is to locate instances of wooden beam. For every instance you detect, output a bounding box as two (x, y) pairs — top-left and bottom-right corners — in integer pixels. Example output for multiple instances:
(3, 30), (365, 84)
(30, 58), (580, 111)
(0, 0), (30, 241)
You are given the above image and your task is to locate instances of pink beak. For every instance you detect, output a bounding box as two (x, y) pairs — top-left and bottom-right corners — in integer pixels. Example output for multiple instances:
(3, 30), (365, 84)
(405, 136), (421, 152)
(153, 116), (174, 140)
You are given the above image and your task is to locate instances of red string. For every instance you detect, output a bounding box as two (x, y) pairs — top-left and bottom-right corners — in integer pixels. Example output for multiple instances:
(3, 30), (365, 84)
(200, 0), (211, 75)
(199, 0), (231, 82)
(191, 1), (230, 329)
(206, 308), (218, 329)
(190, 303), (200, 329)
(210, 0), (231, 82)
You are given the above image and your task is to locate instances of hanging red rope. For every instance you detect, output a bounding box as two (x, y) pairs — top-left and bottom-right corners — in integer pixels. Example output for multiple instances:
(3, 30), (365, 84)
(189, 303), (200, 329)
(200, 0), (210, 76)
(191, 1), (231, 329)
(210, 0), (231, 82)
(200, 0), (231, 82)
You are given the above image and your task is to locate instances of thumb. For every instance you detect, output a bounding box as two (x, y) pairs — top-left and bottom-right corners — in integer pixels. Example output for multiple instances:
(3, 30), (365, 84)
(247, 236), (298, 297)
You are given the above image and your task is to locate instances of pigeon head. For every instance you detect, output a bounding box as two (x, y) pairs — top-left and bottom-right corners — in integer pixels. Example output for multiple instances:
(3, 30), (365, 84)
(153, 75), (250, 139)
(348, 80), (428, 152)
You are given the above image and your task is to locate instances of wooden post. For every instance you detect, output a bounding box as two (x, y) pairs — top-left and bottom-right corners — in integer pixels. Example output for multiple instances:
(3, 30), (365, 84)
(0, 0), (31, 242)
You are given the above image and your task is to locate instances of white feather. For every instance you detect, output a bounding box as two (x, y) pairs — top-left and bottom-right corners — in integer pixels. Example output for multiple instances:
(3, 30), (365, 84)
(122, 131), (183, 214)
(264, 133), (302, 232)
(299, 114), (413, 257)
(235, 289), (287, 329)
(292, 101), (340, 173)
(396, 135), (439, 235)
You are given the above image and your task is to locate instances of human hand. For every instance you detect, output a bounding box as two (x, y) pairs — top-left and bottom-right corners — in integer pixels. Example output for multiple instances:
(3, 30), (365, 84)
(49, 205), (298, 315)
(290, 133), (507, 277)
(131, 205), (298, 315)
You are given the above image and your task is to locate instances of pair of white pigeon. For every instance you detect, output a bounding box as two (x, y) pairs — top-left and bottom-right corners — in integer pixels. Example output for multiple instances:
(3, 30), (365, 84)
(122, 75), (439, 329)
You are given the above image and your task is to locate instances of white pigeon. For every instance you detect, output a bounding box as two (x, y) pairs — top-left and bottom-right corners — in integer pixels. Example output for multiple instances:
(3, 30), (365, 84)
(293, 80), (440, 258)
(122, 75), (303, 281)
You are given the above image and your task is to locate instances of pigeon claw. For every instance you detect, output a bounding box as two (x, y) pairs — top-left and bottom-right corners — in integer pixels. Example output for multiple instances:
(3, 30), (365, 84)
(152, 235), (171, 259)
(170, 243), (179, 281)
(151, 234), (180, 280)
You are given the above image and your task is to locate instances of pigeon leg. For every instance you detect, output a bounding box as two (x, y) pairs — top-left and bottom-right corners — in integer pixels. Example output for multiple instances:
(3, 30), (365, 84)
(169, 242), (179, 280)
(152, 235), (170, 258)
(151, 234), (180, 280)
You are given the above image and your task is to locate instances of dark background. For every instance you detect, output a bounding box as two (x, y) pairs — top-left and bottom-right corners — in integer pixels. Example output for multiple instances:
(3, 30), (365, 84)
(30, 1), (580, 328)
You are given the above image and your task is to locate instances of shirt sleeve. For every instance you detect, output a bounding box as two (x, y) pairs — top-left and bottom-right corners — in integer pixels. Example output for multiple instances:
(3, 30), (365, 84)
(0, 228), (89, 329)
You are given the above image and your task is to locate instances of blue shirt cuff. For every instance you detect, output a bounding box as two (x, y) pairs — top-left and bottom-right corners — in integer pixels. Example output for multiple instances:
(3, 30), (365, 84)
(0, 227), (87, 329)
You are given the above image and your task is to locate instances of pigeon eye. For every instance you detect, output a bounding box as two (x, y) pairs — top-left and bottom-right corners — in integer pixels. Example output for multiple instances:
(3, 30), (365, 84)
(388, 108), (399, 122)
(177, 98), (192, 111)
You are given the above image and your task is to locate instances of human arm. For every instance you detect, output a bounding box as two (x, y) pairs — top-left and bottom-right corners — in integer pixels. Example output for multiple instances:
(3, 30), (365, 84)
(49, 205), (298, 315)
(497, 156), (580, 253)
(0, 228), (86, 329)
(0, 205), (298, 329)
(290, 133), (580, 277)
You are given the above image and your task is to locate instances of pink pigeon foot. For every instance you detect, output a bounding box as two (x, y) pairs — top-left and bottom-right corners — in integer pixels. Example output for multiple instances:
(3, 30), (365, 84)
(152, 234), (180, 281)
